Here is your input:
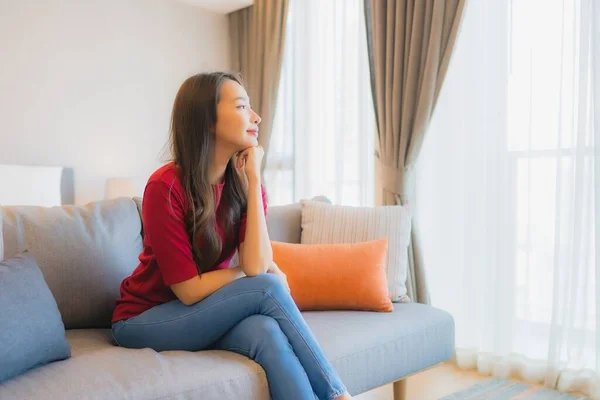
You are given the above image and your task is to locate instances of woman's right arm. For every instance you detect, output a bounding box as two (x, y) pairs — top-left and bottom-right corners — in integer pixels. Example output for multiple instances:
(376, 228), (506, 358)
(170, 268), (245, 305)
(143, 180), (245, 306)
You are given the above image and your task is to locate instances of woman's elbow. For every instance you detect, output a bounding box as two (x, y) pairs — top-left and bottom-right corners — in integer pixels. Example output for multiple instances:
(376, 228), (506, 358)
(170, 277), (203, 306)
(243, 268), (261, 277)
(241, 260), (270, 277)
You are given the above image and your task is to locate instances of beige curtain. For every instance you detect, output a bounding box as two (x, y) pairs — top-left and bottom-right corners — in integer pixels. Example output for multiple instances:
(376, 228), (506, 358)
(229, 0), (289, 174)
(364, 0), (466, 304)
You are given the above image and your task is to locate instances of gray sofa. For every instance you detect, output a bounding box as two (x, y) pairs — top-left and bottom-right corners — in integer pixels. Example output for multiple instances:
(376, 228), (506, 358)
(0, 197), (454, 399)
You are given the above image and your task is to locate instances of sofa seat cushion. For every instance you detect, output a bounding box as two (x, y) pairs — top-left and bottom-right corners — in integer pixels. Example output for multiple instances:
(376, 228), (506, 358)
(0, 330), (270, 400)
(304, 303), (455, 395)
(0, 304), (453, 399)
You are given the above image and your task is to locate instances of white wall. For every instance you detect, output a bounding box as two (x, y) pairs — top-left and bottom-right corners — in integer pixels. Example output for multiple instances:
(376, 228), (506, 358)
(0, 0), (230, 204)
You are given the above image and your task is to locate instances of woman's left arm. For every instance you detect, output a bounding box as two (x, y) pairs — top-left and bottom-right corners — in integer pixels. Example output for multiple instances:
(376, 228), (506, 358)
(238, 180), (272, 276)
(235, 146), (272, 276)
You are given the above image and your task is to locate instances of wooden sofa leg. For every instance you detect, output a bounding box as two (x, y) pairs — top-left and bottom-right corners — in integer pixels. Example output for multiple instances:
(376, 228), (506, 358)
(393, 379), (407, 400)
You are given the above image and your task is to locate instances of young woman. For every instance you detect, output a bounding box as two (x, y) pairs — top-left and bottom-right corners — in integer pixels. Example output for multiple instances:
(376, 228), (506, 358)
(111, 72), (352, 400)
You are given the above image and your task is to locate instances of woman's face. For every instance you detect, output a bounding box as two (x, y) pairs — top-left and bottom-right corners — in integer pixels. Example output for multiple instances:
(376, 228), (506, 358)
(214, 79), (261, 151)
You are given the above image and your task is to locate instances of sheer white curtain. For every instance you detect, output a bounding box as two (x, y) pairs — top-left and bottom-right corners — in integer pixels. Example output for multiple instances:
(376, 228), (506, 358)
(415, 0), (598, 397)
(264, 0), (375, 207)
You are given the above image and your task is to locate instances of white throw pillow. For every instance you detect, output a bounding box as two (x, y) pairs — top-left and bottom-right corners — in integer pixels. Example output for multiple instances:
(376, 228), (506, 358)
(300, 200), (412, 302)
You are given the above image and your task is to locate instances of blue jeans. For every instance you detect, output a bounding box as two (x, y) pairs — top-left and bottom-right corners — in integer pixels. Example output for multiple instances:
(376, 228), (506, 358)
(111, 273), (347, 400)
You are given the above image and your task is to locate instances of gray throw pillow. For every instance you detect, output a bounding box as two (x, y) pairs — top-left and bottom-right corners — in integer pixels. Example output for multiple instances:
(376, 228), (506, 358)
(0, 251), (71, 383)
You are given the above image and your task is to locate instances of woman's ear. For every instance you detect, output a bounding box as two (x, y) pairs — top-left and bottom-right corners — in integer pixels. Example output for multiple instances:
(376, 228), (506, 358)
(208, 122), (216, 134)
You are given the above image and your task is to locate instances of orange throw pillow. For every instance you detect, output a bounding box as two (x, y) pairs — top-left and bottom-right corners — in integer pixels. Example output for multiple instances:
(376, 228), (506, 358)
(271, 239), (393, 312)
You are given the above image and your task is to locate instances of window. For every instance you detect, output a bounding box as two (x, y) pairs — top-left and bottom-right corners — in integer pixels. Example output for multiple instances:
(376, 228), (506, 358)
(264, 0), (375, 206)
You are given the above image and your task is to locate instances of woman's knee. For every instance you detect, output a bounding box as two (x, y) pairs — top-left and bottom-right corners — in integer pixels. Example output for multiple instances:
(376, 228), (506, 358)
(243, 273), (287, 293)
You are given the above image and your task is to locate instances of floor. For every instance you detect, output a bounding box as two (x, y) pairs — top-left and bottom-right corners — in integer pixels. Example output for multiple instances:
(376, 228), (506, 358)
(355, 362), (587, 400)
(354, 362), (495, 400)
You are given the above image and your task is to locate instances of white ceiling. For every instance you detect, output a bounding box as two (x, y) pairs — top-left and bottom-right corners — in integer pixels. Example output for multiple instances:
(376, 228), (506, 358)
(173, 0), (253, 14)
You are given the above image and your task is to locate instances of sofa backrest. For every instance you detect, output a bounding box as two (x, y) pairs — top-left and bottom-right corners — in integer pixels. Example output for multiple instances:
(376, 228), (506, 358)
(262, 195), (330, 244)
(0, 198), (143, 330)
(0, 197), (306, 330)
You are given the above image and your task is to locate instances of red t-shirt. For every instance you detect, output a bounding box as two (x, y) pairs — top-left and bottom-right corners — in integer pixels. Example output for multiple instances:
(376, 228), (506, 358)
(112, 162), (267, 322)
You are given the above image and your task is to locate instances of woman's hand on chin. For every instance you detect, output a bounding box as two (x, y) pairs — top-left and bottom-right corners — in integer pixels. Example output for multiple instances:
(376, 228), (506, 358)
(233, 151), (249, 195)
(236, 145), (264, 185)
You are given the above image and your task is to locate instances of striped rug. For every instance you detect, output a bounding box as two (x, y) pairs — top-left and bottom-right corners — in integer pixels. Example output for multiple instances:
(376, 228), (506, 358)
(440, 378), (589, 399)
